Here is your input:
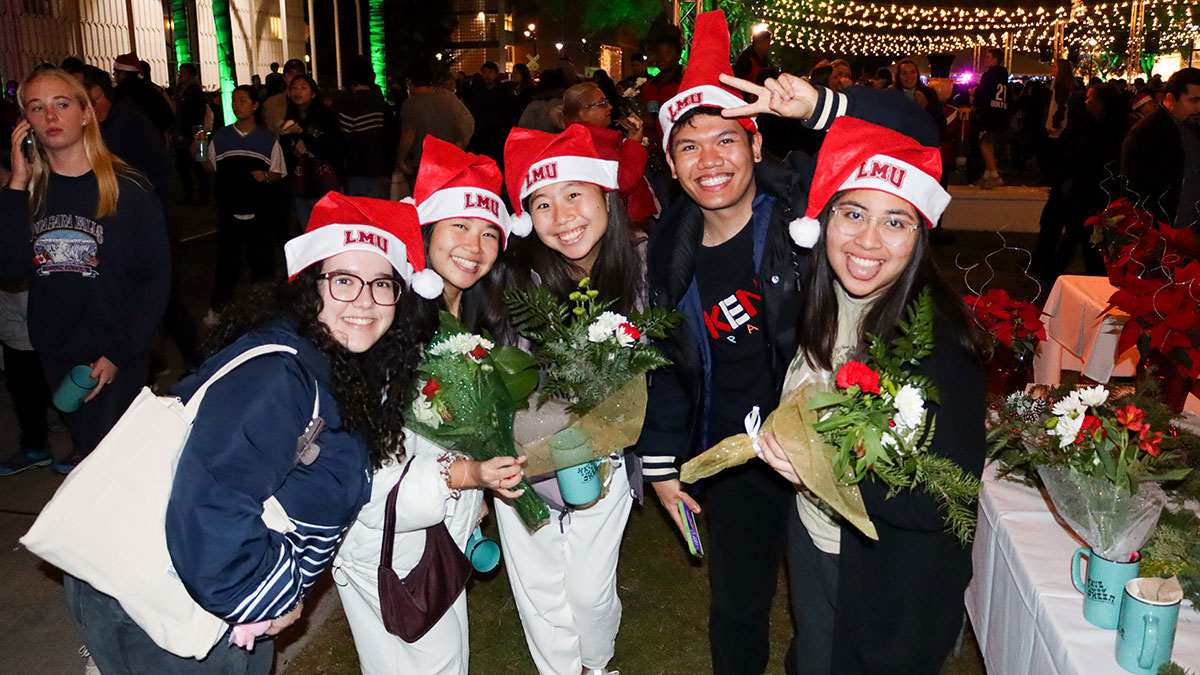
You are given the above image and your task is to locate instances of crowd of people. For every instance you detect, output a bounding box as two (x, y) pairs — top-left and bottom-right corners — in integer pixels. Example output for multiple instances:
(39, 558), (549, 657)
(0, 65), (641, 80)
(0, 9), (1198, 675)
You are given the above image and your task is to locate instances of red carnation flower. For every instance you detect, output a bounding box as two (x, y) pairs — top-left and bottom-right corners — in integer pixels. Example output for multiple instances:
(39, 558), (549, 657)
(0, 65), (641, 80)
(835, 361), (881, 394)
(421, 377), (441, 401)
(618, 323), (641, 341)
(469, 345), (488, 359)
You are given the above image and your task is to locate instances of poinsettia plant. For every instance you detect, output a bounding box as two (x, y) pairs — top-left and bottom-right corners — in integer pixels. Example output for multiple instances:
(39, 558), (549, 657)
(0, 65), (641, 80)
(963, 288), (1046, 359)
(806, 288), (981, 544)
(1090, 199), (1200, 381)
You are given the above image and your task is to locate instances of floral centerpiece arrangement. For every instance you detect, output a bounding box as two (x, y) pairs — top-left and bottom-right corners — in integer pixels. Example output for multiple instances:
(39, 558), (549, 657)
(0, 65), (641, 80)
(1089, 199), (1200, 410)
(502, 278), (681, 475)
(682, 289), (982, 545)
(963, 288), (1046, 396)
(989, 383), (1193, 561)
(408, 312), (549, 529)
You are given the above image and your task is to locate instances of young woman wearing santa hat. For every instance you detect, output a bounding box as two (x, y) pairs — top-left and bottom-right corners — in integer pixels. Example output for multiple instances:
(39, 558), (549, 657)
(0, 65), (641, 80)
(495, 124), (645, 675)
(61, 191), (439, 674)
(333, 137), (528, 675)
(731, 87), (989, 673)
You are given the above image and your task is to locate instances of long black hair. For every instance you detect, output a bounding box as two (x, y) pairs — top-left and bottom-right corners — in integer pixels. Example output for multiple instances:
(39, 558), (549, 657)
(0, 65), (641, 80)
(231, 83), (263, 127)
(204, 268), (436, 469)
(417, 221), (519, 344)
(797, 194), (990, 372)
(510, 189), (644, 315)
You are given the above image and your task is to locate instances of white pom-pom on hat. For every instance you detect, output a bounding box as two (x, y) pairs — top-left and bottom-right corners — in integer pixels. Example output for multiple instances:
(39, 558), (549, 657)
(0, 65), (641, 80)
(509, 210), (533, 237)
(410, 268), (445, 300)
(789, 217), (821, 248)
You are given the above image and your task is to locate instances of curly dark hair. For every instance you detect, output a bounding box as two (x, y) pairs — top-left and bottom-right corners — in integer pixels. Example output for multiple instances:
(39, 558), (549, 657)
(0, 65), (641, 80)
(203, 268), (436, 469)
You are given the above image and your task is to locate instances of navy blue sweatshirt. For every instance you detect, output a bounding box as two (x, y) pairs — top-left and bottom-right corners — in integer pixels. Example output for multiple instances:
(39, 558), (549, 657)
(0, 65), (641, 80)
(165, 320), (373, 623)
(0, 171), (170, 367)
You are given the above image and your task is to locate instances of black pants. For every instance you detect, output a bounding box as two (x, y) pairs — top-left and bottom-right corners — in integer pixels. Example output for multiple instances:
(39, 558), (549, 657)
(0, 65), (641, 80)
(42, 353), (149, 458)
(2, 343), (50, 449)
(174, 147), (210, 202)
(705, 461), (795, 674)
(64, 576), (272, 675)
(785, 504), (840, 675)
(211, 210), (277, 307)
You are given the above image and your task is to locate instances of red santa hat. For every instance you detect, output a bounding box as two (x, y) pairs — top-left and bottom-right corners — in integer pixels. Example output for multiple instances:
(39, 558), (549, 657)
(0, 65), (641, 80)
(413, 136), (521, 245)
(114, 53), (143, 76)
(789, 117), (951, 248)
(658, 10), (758, 152)
(284, 191), (444, 299)
(503, 125), (619, 235)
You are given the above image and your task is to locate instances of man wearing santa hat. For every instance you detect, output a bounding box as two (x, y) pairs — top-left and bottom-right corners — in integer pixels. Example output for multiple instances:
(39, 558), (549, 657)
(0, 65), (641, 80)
(633, 10), (940, 673)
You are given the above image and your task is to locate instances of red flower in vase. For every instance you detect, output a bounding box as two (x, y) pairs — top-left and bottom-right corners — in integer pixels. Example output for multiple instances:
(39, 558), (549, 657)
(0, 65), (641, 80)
(1138, 426), (1163, 457)
(421, 377), (441, 401)
(1114, 405), (1146, 433)
(835, 361), (881, 394)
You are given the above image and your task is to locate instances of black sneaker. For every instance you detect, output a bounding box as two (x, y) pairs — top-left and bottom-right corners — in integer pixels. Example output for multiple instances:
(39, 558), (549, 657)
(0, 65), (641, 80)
(0, 449), (52, 477)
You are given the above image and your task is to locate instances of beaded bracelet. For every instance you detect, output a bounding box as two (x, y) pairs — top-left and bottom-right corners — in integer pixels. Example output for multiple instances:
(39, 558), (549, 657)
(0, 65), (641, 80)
(436, 452), (462, 500)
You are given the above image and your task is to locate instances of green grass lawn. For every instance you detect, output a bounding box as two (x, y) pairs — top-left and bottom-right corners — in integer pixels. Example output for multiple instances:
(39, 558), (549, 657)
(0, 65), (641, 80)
(286, 497), (985, 674)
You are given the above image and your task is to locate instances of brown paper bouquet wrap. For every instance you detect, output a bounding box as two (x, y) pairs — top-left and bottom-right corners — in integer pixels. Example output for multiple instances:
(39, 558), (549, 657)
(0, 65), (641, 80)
(517, 377), (648, 480)
(680, 380), (879, 541)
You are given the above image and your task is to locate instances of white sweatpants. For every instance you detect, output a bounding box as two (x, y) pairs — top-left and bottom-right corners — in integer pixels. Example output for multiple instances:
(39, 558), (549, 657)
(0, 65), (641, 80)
(336, 568), (469, 675)
(493, 464), (634, 675)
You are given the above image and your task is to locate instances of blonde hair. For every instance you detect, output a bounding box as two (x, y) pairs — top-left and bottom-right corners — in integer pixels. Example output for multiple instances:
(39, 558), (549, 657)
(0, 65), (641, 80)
(18, 67), (131, 219)
(562, 82), (602, 125)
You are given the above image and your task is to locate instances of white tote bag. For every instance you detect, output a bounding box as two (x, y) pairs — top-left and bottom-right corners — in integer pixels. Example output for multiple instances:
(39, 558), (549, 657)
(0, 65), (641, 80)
(21, 344), (317, 658)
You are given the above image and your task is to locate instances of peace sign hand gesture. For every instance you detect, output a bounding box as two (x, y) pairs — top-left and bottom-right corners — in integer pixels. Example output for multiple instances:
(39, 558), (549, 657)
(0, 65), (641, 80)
(718, 72), (820, 122)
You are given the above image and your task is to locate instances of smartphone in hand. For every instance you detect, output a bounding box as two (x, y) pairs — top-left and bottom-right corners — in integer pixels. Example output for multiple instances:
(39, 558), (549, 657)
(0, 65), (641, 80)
(677, 501), (704, 558)
(21, 129), (35, 164)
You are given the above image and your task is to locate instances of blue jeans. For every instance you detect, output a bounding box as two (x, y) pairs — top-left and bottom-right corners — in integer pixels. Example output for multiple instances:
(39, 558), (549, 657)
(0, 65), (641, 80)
(63, 575), (274, 675)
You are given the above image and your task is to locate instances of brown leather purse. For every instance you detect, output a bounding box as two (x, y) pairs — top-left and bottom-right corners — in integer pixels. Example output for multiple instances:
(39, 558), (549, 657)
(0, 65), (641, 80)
(377, 459), (473, 642)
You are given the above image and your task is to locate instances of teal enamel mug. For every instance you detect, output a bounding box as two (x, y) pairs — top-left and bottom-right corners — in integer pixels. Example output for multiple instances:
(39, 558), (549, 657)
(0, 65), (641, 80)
(551, 429), (602, 506)
(52, 365), (98, 413)
(1115, 577), (1181, 674)
(1071, 547), (1140, 629)
(465, 528), (501, 573)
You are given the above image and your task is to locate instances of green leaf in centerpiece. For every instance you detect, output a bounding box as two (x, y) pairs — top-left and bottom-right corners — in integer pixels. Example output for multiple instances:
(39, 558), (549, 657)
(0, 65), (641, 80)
(807, 392), (853, 409)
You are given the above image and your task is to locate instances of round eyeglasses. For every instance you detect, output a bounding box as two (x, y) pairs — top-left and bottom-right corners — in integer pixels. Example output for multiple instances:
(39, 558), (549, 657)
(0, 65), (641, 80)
(829, 205), (920, 247)
(319, 272), (402, 306)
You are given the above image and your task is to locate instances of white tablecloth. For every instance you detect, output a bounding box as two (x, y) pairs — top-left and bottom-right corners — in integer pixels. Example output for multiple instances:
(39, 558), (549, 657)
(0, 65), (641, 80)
(965, 462), (1200, 674)
(1033, 275), (1139, 385)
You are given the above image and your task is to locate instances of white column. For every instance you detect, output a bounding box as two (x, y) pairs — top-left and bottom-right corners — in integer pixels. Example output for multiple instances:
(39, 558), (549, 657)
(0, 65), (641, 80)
(332, 0), (343, 87)
(307, 0), (317, 82)
(249, 0), (260, 77)
(278, 0), (289, 60)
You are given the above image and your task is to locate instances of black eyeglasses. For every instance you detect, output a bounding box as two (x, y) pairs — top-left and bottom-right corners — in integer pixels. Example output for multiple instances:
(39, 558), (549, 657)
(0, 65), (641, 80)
(319, 272), (402, 305)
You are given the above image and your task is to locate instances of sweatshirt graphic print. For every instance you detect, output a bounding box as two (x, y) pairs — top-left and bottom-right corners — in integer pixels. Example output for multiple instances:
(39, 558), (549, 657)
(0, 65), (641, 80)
(32, 213), (104, 277)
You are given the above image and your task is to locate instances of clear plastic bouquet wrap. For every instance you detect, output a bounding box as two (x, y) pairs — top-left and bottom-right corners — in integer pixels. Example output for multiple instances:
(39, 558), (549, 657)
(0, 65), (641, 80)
(1038, 464), (1167, 562)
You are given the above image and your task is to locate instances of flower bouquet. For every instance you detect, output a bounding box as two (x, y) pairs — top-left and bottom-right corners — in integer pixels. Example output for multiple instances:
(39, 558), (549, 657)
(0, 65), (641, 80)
(408, 311), (550, 529)
(988, 384), (1193, 561)
(503, 278), (681, 477)
(682, 289), (982, 545)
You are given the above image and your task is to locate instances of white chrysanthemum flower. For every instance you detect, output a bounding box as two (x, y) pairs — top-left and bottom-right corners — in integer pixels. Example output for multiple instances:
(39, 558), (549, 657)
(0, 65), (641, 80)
(893, 384), (925, 430)
(1051, 392), (1086, 418)
(587, 311), (628, 344)
(411, 397), (442, 429)
(1053, 413), (1085, 448)
(430, 333), (493, 357)
(1076, 385), (1110, 407)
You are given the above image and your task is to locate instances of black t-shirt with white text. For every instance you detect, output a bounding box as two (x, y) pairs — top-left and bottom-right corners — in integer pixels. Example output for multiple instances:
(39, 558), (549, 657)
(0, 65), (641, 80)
(695, 220), (776, 445)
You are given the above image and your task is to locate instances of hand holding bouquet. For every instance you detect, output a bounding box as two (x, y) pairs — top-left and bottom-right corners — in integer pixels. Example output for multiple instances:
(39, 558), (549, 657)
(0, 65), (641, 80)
(504, 278), (681, 476)
(409, 312), (549, 529)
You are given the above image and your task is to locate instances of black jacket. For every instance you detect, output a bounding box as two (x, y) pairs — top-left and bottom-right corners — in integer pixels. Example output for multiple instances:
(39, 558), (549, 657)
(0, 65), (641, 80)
(635, 85), (941, 482)
(832, 320), (987, 674)
(1121, 107), (1186, 226)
